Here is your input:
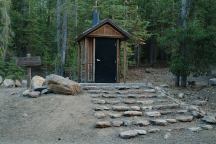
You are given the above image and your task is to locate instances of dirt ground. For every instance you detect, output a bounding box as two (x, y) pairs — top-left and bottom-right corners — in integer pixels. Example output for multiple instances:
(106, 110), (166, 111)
(0, 68), (216, 144)
(127, 67), (216, 112)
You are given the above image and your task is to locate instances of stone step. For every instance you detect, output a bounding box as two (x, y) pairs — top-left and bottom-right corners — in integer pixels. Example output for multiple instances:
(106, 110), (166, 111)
(159, 109), (189, 116)
(80, 83), (150, 89)
(92, 98), (172, 106)
(151, 104), (180, 110)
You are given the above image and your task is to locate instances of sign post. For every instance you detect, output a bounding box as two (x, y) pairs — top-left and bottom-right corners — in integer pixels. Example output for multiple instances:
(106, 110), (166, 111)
(16, 53), (42, 89)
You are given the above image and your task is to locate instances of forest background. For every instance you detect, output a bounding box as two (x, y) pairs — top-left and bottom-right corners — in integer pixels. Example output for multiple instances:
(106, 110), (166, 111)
(0, 0), (216, 87)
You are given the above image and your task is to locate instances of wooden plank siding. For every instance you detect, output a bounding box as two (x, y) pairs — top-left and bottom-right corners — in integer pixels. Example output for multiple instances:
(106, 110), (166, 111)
(117, 39), (120, 82)
(86, 38), (93, 82)
(88, 24), (125, 39)
(80, 40), (86, 82)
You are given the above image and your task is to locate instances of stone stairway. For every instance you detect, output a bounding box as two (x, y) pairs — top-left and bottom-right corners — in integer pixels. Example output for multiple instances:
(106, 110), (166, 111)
(81, 83), (214, 139)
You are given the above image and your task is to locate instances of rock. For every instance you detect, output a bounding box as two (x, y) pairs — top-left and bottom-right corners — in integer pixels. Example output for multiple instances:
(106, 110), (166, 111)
(135, 130), (147, 135)
(111, 120), (123, 127)
(153, 104), (180, 110)
(145, 111), (161, 117)
(34, 86), (48, 92)
(176, 116), (193, 122)
(92, 99), (106, 104)
(160, 110), (173, 115)
(119, 130), (138, 139)
(144, 89), (156, 93)
(21, 80), (27, 87)
(127, 94), (138, 98)
(178, 93), (185, 99)
(137, 100), (154, 105)
(112, 106), (130, 111)
(160, 84), (169, 88)
(94, 112), (106, 119)
(23, 90), (40, 98)
(188, 127), (202, 132)
(15, 80), (22, 87)
(192, 100), (207, 106)
(95, 121), (111, 128)
(164, 132), (171, 139)
(123, 100), (136, 104)
(88, 90), (101, 94)
(31, 76), (45, 89)
(148, 128), (160, 133)
(191, 111), (205, 118)
(41, 89), (51, 95)
(102, 95), (117, 98)
(145, 69), (151, 73)
(46, 74), (81, 95)
(106, 100), (120, 104)
(130, 106), (141, 111)
(134, 120), (150, 126)
(115, 86), (130, 90)
(23, 90), (30, 96)
(150, 119), (168, 126)
(3, 79), (14, 88)
(123, 111), (142, 117)
(109, 113), (122, 118)
(166, 119), (177, 123)
(123, 120), (133, 126)
(94, 106), (110, 111)
(201, 125), (213, 130)
(209, 78), (216, 86)
(202, 115), (216, 124)
(177, 109), (188, 114)
(142, 106), (153, 111)
(187, 105), (199, 111)
(0, 76), (3, 84)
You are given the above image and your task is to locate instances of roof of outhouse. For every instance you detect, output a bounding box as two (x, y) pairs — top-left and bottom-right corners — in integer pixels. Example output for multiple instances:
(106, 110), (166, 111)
(77, 19), (130, 42)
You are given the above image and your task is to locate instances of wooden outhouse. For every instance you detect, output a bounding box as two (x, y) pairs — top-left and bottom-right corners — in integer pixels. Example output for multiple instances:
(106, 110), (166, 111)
(77, 19), (130, 83)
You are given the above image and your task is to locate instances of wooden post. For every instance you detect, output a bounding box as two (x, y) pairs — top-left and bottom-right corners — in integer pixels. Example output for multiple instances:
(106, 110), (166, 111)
(77, 42), (81, 82)
(27, 53), (32, 89)
(123, 43), (127, 83)
(116, 39), (120, 83)
(93, 38), (96, 82)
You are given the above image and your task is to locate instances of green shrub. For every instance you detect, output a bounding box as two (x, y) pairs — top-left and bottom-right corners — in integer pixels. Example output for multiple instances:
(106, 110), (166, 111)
(0, 59), (25, 80)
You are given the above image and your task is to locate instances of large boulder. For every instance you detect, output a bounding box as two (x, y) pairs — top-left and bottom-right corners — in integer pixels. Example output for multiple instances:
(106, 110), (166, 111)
(31, 76), (45, 89)
(209, 78), (216, 86)
(46, 74), (81, 95)
(3, 79), (15, 88)
(15, 80), (22, 87)
(21, 80), (28, 87)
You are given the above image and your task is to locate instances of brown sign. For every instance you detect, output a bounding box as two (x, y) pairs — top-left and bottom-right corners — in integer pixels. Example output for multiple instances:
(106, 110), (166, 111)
(16, 56), (41, 67)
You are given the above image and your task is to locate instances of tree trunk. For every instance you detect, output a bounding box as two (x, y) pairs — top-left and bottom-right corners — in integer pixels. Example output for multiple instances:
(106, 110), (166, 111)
(55, 0), (61, 74)
(179, 0), (191, 87)
(60, 5), (68, 76)
(136, 45), (141, 67)
(175, 75), (180, 87)
(181, 75), (187, 87)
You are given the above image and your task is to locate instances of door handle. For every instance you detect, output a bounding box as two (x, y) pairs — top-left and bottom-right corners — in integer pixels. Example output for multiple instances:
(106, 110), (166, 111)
(96, 59), (101, 62)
